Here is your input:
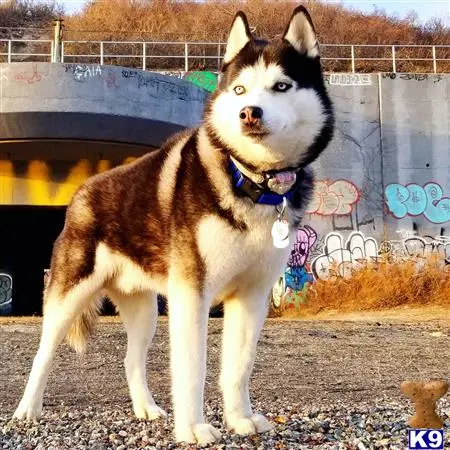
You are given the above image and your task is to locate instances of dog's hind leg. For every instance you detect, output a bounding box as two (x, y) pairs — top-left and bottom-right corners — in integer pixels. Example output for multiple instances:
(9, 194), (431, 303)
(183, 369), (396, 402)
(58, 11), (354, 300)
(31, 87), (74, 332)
(13, 274), (103, 420)
(220, 287), (274, 436)
(109, 290), (167, 420)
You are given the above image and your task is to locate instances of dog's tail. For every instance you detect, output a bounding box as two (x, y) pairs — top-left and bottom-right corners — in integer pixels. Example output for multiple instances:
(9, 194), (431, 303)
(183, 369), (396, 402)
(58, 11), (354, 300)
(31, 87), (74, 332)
(65, 299), (103, 354)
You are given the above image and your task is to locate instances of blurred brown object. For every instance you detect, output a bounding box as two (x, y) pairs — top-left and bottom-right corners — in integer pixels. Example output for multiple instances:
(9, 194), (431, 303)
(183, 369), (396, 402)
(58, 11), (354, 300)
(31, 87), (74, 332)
(401, 379), (448, 429)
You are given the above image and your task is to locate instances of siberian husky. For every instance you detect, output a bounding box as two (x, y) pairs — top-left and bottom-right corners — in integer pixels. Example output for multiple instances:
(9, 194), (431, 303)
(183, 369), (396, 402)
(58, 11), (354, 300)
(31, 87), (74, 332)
(14, 6), (334, 444)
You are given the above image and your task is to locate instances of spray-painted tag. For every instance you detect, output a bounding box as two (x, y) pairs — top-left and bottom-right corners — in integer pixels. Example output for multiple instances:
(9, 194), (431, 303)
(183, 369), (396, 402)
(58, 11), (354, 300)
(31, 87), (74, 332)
(272, 197), (290, 248)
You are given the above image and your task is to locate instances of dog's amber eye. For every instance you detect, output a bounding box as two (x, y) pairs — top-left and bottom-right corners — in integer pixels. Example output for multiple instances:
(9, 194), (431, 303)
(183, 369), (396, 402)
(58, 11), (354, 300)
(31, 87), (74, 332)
(233, 85), (246, 95)
(273, 82), (292, 92)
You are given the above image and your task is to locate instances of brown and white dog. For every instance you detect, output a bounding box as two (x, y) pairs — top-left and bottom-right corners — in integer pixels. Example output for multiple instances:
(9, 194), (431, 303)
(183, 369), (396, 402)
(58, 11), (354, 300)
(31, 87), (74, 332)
(14, 7), (334, 445)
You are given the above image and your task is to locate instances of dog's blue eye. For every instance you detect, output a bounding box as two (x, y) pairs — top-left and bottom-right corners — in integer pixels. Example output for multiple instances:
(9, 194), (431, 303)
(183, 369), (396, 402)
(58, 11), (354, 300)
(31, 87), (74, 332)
(273, 82), (292, 92)
(233, 85), (246, 95)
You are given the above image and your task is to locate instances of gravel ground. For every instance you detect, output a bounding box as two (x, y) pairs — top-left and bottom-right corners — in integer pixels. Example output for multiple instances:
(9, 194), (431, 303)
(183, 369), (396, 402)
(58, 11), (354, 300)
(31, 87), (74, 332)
(1, 316), (450, 449)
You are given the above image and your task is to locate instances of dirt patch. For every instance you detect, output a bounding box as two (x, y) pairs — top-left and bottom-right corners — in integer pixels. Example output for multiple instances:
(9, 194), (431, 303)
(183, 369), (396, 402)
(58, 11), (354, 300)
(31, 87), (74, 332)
(2, 314), (450, 412)
(2, 313), (450, 448)
(298, 305), (450, 323)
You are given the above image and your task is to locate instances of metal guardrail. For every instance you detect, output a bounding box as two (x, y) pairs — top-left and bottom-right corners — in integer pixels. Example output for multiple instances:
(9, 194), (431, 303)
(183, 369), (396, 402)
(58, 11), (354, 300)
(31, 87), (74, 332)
(0, 39), (53, 63)
(1, 39), (450, 73)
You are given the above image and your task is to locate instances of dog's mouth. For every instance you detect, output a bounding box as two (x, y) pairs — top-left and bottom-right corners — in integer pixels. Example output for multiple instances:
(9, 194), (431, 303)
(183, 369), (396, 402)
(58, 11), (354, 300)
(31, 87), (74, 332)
(241, 125), (270, 138)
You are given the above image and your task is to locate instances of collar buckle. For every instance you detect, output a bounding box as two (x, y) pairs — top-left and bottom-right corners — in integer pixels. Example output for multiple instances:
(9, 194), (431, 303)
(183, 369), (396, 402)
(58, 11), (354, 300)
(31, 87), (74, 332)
(228, 157), (300, 206)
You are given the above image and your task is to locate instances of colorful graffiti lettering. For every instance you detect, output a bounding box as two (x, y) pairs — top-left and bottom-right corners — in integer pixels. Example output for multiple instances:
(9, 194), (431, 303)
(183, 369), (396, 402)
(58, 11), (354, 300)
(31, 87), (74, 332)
(287, 225), (317, 267)
(385, 183), (450, 224)
(311, 231), (379, 280)
(0, 273), (12, 316)
(160, 70), (218, 92)
(284, 266), (313, 291)
(184, 71), (217, 92)
(306, 179), (360, 216)
(272, 226), (317, 310)
(285, 226), (317, 290)
(283, 285), (309, 309)
(0, 157), (138, 206)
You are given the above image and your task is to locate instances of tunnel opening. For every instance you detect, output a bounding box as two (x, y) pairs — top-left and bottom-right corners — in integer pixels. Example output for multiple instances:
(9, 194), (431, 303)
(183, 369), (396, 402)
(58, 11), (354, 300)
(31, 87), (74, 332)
(0, 206), (66, 316)
(0, 206), (120, 316)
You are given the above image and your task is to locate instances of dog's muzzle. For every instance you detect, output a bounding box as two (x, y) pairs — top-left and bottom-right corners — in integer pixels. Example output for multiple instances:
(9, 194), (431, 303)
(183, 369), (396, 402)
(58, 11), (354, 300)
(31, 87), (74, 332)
(239, 106), (263, 126)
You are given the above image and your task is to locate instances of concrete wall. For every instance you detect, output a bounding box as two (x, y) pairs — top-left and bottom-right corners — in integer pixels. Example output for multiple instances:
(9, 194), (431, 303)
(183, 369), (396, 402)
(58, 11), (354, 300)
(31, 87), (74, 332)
(307, 72), (450, 242)
(0, 63), (208, 147)
(1, 68), (448, 236)
(1, 67), (448, 237)
(291, 72), (449, 293)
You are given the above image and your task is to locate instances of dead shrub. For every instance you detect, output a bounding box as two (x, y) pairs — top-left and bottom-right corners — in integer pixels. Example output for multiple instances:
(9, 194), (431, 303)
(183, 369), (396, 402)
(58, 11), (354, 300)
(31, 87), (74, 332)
(283, 255), (450, 317)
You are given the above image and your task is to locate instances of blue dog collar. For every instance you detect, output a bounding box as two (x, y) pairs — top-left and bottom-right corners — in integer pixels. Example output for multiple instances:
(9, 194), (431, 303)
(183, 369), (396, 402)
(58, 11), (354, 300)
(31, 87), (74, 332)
(228, 158), (297, 206)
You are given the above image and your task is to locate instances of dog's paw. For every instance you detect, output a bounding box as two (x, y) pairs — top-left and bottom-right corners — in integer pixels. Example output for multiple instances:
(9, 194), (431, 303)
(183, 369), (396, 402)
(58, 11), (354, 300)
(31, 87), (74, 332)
(227, 413), (273, 436)
(133, 402), (167, 421)
(13, 401), (42, 421)
(175, 423), (222, 444)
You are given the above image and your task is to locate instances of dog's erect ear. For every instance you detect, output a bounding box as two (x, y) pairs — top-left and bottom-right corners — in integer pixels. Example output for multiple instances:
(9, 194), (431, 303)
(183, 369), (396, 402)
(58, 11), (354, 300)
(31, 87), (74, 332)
(223, 11), (252, 64)
(283, 6), (319, 58)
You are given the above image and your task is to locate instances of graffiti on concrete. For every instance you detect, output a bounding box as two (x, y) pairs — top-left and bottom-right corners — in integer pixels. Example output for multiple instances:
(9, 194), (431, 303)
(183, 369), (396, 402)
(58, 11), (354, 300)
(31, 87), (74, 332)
(380, 235), (450, 266)
(0, 67), (8, 81)
(160, 70), (218, 92)
(184, 71), (217, 92)
(14, 64), (42, 84)
(311, 231), (379, 280)
(0, 273), (12, 315)
(0, 157), (141, 206)
(121, 69), (204, 101)
(102, 70), (119, 88)
(327, 73), (372, 86)
(382, 73), (443, 83)
(306, 179), (360, 216)
(272, 226), (317, 310)
(65, 64), (102, 82)
(311, 231), (449, 282)
(285, 225), (317, 291)
(385, 183), (450, 224)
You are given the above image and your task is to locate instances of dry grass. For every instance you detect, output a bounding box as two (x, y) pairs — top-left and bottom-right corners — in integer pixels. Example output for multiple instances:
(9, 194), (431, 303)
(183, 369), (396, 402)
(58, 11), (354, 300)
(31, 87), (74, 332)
(282, 256), (450, 318)
(61, 0), (450, 72)
(63, 0), (450, 44)
(3, 1), (450, 71)
(0, 0), (61, 38)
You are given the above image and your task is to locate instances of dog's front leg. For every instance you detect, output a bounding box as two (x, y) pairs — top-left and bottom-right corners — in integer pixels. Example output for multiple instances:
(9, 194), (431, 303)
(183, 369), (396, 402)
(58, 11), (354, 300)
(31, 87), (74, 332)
(168, 274), (221, 445)
(220, 289), (273, 436)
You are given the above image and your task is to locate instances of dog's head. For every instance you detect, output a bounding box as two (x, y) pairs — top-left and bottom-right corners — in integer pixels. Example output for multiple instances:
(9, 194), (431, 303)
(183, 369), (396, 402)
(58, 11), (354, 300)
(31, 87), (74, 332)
(205, 6), (334, 172)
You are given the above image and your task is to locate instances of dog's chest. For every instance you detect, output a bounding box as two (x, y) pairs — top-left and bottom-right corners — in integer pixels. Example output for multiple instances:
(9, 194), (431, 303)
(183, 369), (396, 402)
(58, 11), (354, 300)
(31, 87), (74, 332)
(196, 212), (293, 296)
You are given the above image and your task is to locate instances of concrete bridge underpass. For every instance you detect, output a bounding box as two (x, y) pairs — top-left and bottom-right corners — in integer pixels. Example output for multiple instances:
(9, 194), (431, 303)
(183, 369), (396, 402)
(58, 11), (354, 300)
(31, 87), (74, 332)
(0, 62), (208, 153)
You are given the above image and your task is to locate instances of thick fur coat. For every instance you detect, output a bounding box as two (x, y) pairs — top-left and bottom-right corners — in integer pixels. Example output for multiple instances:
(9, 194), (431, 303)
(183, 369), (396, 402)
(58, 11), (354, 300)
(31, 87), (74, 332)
(14, 6), (334, 445)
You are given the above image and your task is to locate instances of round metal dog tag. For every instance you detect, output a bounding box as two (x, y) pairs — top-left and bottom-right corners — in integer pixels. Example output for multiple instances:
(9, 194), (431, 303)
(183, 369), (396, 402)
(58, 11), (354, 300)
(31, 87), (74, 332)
(271, 219), (290, 248)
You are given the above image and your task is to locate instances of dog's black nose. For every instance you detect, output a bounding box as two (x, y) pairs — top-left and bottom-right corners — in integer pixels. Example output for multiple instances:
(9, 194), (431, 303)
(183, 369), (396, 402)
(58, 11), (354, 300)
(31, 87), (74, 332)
(239, 106), (263, 126)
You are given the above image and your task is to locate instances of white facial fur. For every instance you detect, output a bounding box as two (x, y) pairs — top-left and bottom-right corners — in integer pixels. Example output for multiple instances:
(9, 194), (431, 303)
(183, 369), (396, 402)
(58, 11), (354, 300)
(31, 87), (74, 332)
(210, 57), (326, 169)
